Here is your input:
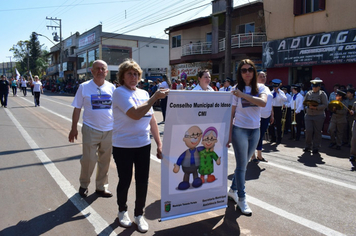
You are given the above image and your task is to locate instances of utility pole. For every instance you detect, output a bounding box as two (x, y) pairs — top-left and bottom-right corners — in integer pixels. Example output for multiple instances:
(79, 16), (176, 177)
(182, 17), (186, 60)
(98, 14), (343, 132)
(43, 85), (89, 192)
(225, 0), (232, 81)
(6, 56), (12, 77)
(46, 17), (63, 78)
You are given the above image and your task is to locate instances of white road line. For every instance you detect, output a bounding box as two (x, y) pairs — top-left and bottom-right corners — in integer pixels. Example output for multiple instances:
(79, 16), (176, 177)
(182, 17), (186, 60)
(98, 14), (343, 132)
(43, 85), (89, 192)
(4, 108), (116, 236)
(15, 96), (347, 235)
(19, 97), (83, 127)
(41, 96), (73, 108)
(247, 195), (346, 236)
(228, 150), (356, 191)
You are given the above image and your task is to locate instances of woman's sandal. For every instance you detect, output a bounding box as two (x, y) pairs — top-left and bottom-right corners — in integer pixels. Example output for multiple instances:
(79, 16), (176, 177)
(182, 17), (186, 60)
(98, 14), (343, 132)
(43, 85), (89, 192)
(257, 157), (268, 162)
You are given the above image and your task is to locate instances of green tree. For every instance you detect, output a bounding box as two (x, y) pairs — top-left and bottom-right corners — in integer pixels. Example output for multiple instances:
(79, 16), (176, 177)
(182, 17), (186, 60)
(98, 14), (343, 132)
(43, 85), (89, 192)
(9, 32), (49, 78)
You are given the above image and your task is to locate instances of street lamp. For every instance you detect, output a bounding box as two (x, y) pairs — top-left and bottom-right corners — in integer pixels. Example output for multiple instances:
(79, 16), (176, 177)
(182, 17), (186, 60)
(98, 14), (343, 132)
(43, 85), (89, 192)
(34, 32), (56, 45)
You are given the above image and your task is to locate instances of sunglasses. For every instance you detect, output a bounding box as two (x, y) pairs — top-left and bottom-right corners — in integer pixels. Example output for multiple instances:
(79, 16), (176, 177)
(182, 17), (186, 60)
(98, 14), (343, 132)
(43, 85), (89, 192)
(241, 67), (254, 74)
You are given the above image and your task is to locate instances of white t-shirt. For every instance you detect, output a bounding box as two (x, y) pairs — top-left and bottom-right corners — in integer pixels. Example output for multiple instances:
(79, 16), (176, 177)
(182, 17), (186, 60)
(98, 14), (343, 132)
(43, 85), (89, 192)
(192, 84), (214, 91)
(159, 81), (169, 89)
(219, 86), (232, 91)
(112, 86), (153, 148)
(260, 84), (273, 118)
(33, 81), (42, 92)
(21, 80), (27, 87)
(71, 80), (115, 132)
(232, 83), (268, 129)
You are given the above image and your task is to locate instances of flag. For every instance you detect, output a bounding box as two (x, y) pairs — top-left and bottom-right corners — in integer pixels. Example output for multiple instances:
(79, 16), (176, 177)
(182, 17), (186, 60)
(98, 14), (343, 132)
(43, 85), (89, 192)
(15, 68), (20, 80)
(29, 71), (33, 79)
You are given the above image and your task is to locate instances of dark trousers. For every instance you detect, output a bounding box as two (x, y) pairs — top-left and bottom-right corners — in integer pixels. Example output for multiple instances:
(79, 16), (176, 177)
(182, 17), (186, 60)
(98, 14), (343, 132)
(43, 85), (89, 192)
(160, 97), (168, 121)
(284, 108), (291, 133)
(34, 92), (41, 106)
(257, 116), (270, 150)
(22, 86), (27, 96)
(12, 86), (17, 95)
(291, 111), (304, 140)
(269, 106), (282, 142)
(113, 144), (151, 216)
(0, 91), (8, 106)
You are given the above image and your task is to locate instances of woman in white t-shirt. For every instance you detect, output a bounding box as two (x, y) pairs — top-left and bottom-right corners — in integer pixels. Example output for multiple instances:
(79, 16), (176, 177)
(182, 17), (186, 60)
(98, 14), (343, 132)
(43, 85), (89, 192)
(112, 58), (168, 233)
(32, 76), (43, 107)
(227, 59), (267, 215)
(192, 69), (214, 91)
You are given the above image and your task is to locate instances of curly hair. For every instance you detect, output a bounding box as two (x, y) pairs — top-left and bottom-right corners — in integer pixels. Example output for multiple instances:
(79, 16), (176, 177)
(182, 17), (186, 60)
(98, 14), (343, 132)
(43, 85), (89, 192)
(116, 58), (143, 85)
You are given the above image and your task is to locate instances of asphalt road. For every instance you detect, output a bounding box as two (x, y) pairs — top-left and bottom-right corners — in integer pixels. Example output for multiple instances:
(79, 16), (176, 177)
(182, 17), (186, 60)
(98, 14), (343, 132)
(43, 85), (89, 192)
(0, 90), (355, 236)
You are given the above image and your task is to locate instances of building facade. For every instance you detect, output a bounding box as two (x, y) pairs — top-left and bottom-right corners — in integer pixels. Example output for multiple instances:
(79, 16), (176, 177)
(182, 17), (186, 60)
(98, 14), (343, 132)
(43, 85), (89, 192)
(165, 0), (266, 82)
(48, 24), (169, 83)
(262, 0), (356, 93)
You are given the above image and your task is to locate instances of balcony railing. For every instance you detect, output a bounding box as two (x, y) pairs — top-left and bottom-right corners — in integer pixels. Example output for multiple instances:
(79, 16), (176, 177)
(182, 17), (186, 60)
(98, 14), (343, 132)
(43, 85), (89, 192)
(219, 33), (266, 51)
(182, 42), (212, 56)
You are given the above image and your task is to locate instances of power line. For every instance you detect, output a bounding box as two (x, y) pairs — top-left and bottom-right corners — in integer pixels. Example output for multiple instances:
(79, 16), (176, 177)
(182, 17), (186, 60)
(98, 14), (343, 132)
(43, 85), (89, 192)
(0, 1), (141, 12)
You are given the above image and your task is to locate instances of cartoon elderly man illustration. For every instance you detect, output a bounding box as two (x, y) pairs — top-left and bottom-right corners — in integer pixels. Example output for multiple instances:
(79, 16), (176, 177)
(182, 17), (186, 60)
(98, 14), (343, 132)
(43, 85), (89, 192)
(173, 126), (204, 190)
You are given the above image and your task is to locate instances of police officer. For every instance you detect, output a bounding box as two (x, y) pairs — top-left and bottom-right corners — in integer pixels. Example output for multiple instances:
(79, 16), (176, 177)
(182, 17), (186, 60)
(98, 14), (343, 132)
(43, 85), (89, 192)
(344, 88), (356, 146)
(303, 77), (328, 154)
(268, 79), (287, 144)
(349, 100), (356, 171)
(328, 90), (347, 150)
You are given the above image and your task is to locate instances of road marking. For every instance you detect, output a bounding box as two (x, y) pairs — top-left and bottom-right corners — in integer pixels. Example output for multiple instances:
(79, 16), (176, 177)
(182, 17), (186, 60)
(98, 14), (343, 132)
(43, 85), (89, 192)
(4, 108), (116, 236)
(15, 96), (347, 235)
(20, 97), (82, 127)
(228, 150), (356, 191)
(41, 96), (73, 108)
(247, 195), (346, 236)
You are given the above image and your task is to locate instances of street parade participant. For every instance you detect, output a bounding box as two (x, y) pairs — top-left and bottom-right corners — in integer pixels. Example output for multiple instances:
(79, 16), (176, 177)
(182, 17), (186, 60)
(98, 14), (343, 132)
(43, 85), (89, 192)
(303, 77), (328, 154)
(112, 58), (168, 232)
(349, 100), (356, 171)
(193, 69), (214, 91)
(268, 78), (287, 144)
(227, 59), (267, 215)
(328, 90), (347, 150)
(344, 88), (356, 146)
(68, 60), (115, 199)
(289, 84), (304, 141)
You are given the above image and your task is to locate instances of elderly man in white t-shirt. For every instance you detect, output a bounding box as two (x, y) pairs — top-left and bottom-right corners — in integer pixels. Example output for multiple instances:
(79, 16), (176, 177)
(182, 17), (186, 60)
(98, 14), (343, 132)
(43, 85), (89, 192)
(68, 60), (116, 198)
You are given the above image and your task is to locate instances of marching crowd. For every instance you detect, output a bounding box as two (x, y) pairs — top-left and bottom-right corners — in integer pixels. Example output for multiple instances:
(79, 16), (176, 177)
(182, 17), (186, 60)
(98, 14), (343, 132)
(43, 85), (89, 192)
(1, 58), (356, 233)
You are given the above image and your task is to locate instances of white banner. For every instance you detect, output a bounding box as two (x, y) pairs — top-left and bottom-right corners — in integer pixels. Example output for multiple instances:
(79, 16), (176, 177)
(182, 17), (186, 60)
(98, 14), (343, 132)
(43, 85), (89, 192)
(161, 90), (232, 221)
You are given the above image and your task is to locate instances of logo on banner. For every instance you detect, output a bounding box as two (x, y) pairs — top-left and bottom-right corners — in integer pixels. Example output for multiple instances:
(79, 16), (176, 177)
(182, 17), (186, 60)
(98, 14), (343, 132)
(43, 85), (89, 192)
(164, 201), (171, 212)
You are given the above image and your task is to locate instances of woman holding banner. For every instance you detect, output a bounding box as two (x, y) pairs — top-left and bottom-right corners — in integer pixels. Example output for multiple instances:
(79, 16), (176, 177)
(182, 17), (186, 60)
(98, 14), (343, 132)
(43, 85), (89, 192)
(192, 69), (214, 91)
(112, 58), (168, 233)
(227, 59), (268, 215)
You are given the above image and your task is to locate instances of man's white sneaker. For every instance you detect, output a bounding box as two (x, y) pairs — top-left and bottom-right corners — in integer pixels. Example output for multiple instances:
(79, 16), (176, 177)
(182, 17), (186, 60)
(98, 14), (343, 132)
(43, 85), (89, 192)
(237, 198), (252, 215)
(227, 188), (238, 203)
(118, 211), (132, 227)
(134, 215), (149, 233)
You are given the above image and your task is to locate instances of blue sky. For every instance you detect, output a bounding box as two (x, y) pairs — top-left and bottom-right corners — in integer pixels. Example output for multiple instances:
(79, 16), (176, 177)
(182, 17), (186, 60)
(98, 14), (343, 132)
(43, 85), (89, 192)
(0, 0), (254, 63)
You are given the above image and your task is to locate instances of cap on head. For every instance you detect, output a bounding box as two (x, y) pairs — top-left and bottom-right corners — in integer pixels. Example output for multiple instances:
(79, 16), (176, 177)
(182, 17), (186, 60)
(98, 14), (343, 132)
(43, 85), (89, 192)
(336, 89), (346, 97)
(272, 78), (282, 87)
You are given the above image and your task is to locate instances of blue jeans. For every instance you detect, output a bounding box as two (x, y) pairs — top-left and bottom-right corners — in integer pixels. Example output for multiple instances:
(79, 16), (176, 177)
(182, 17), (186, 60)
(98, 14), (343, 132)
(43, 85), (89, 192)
(257, 117), (270, 150)
(231, 126), (260, 198)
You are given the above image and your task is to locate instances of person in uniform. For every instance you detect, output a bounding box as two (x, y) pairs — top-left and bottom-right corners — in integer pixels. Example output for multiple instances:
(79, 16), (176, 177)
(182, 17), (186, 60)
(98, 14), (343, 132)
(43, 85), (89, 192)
(343, 88), (356, 147)
(303, 77), (328, 154)
(349, 100), (356, 171)
(268, 79), (287, 144)
(281, 85), (292, 135)
(289, 85), (304, 141)
(328, 90), (347, 150)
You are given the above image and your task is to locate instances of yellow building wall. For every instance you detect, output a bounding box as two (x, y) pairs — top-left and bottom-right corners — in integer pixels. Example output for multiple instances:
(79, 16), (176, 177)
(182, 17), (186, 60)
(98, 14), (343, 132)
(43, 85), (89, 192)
(263, 0), (356, 40)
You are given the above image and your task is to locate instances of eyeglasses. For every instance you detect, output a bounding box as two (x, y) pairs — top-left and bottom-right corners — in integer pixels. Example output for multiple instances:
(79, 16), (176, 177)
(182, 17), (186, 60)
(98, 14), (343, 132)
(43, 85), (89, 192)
(202, 137), (217, 142)
(97, 87), (101, 96)
(241, 67), (254, 74)
(184, 132), (202, 139)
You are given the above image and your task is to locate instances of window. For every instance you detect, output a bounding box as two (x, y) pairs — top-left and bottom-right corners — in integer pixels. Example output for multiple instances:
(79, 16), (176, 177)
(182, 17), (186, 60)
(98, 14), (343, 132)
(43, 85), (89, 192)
(172, 35), (181, 48)
(206, 32), (212, 42)
(102, 47), (130, 65)
(77, 52), (87, 69)
(237, 23), (255, 34)
(294, 0), (325, 16)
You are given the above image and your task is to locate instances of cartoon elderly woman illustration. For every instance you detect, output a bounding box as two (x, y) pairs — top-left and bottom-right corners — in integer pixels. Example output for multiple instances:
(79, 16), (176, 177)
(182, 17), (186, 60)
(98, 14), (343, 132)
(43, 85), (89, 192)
(199, 127), (221, 183)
